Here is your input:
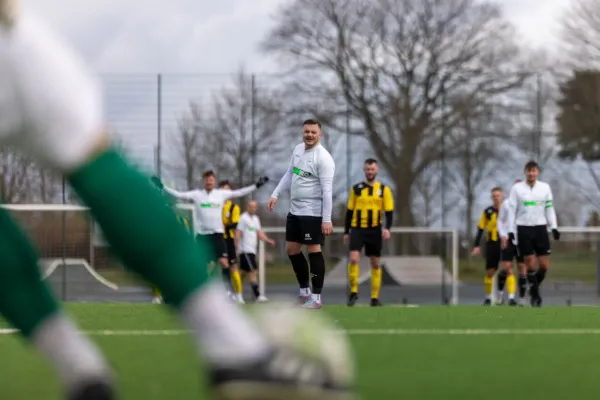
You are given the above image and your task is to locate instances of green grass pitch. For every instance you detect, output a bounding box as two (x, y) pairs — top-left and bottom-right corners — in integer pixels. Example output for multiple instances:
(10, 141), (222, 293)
(3, 304), (600, 399)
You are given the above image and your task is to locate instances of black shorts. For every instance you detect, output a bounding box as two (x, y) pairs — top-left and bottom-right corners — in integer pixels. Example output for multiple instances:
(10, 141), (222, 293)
(485, 241), (501, 269)
(285, 213), (324, 245)
(349, 228), (382, 257)
(225, 238), (237, 265)
(197, 233), (228, 260)
(517, 225), (550, 257)
(239, 253), (257, 272)
(501, 240), (524, 263)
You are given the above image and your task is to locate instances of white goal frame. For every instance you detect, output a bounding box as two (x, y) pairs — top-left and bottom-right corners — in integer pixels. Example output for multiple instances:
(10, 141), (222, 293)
(259, 226), (460, 305)
(0, 203), (197, 267)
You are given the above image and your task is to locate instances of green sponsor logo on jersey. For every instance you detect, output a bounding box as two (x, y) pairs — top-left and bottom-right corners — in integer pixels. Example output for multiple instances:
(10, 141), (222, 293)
(248, 227), (256, 232)
(293, 167), (312, 178)
(523, 200), (547, 207)
(200, 203), (220, 208)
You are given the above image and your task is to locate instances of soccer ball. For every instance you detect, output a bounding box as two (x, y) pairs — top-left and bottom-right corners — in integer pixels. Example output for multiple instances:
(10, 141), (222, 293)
(248, 302), (355, 389)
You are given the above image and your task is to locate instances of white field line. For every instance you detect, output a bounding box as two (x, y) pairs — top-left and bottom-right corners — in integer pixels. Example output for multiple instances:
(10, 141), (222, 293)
(3, 328), (600, 336)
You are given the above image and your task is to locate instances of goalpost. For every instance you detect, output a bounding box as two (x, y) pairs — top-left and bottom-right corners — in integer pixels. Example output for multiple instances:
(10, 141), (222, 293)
(0, 203), (197, 270)
(2, 203), (599, 306)
(258, 226), (460, 305)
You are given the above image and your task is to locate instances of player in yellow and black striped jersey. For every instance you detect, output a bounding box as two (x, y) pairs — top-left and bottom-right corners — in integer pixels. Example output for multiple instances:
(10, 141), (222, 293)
(472, 187), (516, 306)
(219, 180), (243, 301)
(344, 159), (394, 307)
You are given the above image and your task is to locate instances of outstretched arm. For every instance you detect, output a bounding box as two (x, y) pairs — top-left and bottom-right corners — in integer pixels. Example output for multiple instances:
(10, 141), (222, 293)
(163, 186), (198, 201)
(223, 184), (257, 200)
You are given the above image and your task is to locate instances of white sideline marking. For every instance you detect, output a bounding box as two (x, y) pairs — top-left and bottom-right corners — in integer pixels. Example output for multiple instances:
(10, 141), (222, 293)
(3, 328), (600, 336)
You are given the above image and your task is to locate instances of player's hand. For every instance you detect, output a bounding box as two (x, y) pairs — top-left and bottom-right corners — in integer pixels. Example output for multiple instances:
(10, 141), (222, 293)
(322, 222), (333, 235)
(508, 232), (515, 243)
(267, 197), (277, 212)
(150, 175), (164, 190)
(256, 176), (269, 188)
(552, 229), (560, 241)
(343, 234), (349, 244)
(382, 229), (391, 240)
(267, 239), (276, 246)
(471, 246), (480, 256)
(501, 237), (508, 249)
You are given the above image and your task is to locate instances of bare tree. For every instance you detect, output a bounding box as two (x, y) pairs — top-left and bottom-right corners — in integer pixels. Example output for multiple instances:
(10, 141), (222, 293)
(168, 102), (228, 189)
(209, 70), (291, 189)
(412, 165), (457, 227)
(0, 147), (36, 203)
(445, 97), (506, 245)
(561, 0), (600, 69)
(262, 0), (531, 228)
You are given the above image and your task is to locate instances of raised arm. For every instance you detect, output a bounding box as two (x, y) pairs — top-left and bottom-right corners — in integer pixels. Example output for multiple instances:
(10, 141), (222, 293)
(163, 185), (199, 201)
(545, 186), (558, 230)
(318, 155), (335, 223)
(223, 184), (257, 200)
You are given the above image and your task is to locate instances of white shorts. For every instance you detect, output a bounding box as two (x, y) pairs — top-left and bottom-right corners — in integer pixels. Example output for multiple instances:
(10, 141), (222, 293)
(0, 14), (103, 171)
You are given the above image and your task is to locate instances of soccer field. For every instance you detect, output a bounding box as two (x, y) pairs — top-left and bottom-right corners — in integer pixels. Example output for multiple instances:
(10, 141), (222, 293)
(2, 305), (600, 399)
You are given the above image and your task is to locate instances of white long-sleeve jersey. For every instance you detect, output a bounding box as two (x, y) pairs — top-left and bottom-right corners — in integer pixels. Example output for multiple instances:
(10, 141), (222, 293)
(164, 185), (257, 234)
(507, 180), (557, 232)
(271, 143), (335, 222)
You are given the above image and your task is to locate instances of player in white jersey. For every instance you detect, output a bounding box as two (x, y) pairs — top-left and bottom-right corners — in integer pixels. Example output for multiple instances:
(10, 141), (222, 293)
(268, 119), (335, 309)
(0, 5), (353, 400)
(237, 200), (275, 302)
(496, 180), (526, 306)
(153, 170), (268, 301)
(507, 161), (560, 307)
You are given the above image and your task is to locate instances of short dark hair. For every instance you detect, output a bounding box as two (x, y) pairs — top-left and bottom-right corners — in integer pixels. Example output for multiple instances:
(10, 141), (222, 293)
(302, 119), (322, 128)
(218, 180), (231, 188)
(364, 158), (378, 165)
(491, 187), (502, 193)
(524, 160), (539, 171)
(202, 170), (215, 179)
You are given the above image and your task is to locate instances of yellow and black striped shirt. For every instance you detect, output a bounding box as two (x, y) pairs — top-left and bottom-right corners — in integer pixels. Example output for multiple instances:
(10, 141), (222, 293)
(345, 181), (394, 232)
(222, 200), (240, 239)
(473, 206), (499, 245)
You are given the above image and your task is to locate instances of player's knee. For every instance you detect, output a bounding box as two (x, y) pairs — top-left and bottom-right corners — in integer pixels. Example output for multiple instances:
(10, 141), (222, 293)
(286, 242), (302, 255)
(348, 251), (360, 264)
(370, 258), (380, 269)
(219, 257), (229, 268)
(486, 268), (496, 277)
(249, 271), (257, 282)
(306, 244), (321, 253)
(538, 256), (550, 270)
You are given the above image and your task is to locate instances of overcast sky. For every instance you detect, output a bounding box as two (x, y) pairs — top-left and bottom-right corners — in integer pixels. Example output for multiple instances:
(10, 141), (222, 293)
(25, 0), (568, 74)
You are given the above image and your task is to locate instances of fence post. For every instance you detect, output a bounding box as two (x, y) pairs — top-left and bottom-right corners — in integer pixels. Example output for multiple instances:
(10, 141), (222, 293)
(157, 73), (163, 178)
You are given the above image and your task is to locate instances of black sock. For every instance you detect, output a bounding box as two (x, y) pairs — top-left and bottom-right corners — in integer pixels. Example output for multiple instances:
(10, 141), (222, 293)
(308, 252), (325, 295)
(497, 271), (507, 292)
(221, 267), (232, 289)
(251, 282), (260, 298)
(518, 275), (528, 298)
(527, 271), (538, 294)
(289, 253), (310, 288)
(535, 268), (547, 285)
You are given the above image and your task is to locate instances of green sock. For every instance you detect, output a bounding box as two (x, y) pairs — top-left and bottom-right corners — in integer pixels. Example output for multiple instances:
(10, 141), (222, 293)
(0, 207), (59, 337)
(68, 149), (210, 307)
